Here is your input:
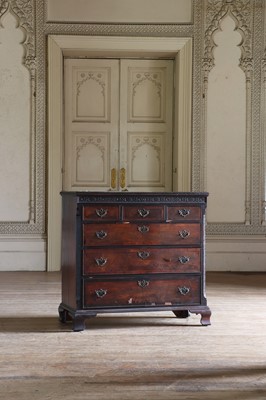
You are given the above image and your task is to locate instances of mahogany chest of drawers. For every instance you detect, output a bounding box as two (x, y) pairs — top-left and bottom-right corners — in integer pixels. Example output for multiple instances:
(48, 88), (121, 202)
(59, 192), (211, 331)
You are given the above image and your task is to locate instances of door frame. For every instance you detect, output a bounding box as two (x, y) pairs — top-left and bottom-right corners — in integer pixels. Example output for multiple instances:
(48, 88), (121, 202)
(47, 35), (192, 271)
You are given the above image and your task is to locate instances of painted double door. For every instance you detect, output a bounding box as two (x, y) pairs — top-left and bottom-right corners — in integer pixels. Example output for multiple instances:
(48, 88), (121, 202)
(64, 58), (173, 192)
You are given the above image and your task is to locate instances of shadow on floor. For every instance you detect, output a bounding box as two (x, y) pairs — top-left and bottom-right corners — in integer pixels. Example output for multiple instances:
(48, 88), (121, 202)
(0, 313), (204, 333)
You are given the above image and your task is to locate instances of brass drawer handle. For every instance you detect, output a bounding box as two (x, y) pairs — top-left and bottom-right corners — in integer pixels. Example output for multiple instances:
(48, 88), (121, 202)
(163, 256), (190, 264)
(178, 230), (190, 239)
(120, 168), (126, 189)
(138, 225), (150, 233)
(138, 279), (150, 288)
(178, 286), (190, 296)
(95, 230), (108, 239)
(137, 251), (150, 260)
(138, 209), (150, 218)
(111, 168), (116, 190)
(95, 289), (107, 298)
(95, 257), (107, 266)
(178, 256), (190, 264)
(95, 208), (108, 218)
(178, 209), (190, 218)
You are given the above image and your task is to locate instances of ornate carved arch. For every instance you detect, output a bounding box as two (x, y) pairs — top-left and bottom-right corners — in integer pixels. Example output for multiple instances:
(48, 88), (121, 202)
(0, 0), (35, 71)
(203, 0), (253, 78)
(0, 0), (41, 234)
(202, 0), (254, 231)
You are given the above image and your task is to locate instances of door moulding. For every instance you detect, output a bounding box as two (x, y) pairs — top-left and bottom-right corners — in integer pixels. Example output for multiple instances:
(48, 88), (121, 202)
(47, 35), (192, 271)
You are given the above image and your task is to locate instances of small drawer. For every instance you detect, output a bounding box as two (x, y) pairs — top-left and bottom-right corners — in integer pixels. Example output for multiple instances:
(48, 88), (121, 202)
(83, 276), (201, 308)
(83, 247), (201, 275)
(122, 205), (164, 221)
(83, 223), (201, 246)
(167, 206), (201, 221)
(83, 205), (119, 221)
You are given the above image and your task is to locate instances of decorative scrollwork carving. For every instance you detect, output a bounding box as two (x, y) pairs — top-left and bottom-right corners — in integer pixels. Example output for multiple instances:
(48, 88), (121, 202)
(204, 0), (252, 77)
(0, 1), (9, 17)
(2, 0), (36, 72)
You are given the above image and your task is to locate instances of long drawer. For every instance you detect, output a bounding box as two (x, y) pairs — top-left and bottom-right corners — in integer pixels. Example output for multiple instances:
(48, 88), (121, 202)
(83, 223), (201, 246)
(83, 276), (201, 307)
(83, 247), (201, 275)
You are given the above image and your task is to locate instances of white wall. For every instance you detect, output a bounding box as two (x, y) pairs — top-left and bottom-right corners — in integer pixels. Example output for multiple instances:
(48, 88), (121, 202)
(0, 6), (46, 271)
(0, 0), (265, 271)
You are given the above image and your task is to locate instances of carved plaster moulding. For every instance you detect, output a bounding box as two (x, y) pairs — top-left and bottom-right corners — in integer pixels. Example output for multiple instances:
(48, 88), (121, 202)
(0, 0), (44, 235)
(201, 0), (259, 236)
(0, 0), (36, 69)
(43, 0), (193, 37)
(261, 50), (266, 225)
(44, 22), (194, 38)
(0, 1), (8, 17)
(203, 0), (253, 76)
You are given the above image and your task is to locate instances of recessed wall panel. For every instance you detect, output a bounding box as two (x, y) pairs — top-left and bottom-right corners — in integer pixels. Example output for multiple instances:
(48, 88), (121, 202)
(47, 0), (192, 24)
(0, 11), (31, 222)
(206, 17), (246, 224)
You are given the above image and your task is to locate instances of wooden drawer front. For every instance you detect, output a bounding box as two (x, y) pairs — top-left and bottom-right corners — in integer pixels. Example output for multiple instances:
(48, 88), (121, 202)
(83, 205), (119, 221)
(83, 276), (201, 307)
(83, 223), (200, 246)
(83, 248), (201, 275)
(123, 205), (164, 221)
(167, 206), (201, 221)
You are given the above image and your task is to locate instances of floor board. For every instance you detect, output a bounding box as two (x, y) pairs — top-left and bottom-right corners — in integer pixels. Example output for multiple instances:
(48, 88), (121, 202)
(0, 272), (266, 399)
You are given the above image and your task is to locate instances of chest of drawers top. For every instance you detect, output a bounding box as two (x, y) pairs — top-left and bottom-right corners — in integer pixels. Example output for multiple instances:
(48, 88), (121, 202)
(62, 192), (208, 219)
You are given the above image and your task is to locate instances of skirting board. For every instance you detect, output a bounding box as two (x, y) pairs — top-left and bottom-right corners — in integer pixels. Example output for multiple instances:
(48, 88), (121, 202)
(0, 236), (46, 271)
(206, 236), (266, 272)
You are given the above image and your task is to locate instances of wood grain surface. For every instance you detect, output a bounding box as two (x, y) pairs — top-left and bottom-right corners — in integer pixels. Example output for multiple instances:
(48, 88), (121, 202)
(0, 271), (266, 399)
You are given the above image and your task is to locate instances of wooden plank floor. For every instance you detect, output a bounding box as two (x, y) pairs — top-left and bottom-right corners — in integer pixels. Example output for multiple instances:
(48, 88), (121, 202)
(0, 272), (266, 399)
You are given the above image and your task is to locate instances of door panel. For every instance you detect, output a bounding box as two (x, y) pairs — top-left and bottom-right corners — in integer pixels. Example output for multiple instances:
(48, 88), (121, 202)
(64, 58), (173, 192)
(119, 60), (173, 191)
(64, 59), (119, 191)
(73, 132), (110, 187)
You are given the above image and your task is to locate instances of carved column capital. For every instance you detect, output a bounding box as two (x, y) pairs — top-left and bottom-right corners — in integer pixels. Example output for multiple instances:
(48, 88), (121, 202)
(239, 57), (253, 79)
(25, 56), (37, 71)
